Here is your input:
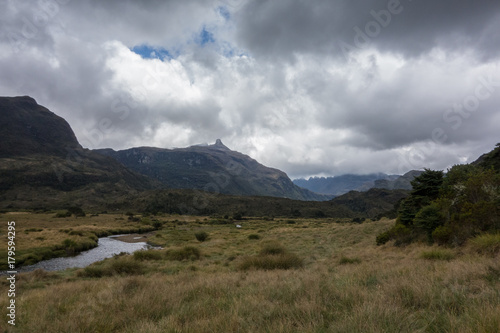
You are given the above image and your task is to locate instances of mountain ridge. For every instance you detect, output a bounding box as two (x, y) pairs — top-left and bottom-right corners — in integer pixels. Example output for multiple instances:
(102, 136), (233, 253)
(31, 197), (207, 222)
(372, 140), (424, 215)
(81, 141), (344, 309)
(95, 140), (330, 201)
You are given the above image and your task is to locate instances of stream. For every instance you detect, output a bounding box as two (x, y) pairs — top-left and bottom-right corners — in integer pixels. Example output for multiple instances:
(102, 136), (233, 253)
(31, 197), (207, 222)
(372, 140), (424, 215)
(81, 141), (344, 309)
(15, 235), (152, 273)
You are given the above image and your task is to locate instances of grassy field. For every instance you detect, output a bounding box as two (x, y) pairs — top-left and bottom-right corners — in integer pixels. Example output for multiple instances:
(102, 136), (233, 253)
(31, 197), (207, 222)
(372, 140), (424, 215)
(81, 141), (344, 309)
(1, 213), (499, 332)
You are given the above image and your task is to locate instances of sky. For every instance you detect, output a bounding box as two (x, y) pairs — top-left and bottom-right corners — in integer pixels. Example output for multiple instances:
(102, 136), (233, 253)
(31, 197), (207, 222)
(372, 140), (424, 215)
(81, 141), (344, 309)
(1, 0), (499, 179)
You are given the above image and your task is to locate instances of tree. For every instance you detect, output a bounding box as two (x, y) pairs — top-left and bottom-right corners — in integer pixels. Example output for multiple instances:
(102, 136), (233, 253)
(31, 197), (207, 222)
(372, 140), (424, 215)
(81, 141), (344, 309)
(398, 169), (444, 226)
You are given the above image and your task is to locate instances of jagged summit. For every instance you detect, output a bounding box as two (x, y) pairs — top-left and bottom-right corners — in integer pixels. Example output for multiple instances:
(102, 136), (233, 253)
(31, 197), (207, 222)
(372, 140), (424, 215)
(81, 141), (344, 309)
(212, 138), (230, 150)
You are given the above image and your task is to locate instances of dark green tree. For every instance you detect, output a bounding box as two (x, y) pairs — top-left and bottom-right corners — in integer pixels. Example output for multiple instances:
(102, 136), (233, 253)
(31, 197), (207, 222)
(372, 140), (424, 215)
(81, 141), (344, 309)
(398, 169), (444, 226)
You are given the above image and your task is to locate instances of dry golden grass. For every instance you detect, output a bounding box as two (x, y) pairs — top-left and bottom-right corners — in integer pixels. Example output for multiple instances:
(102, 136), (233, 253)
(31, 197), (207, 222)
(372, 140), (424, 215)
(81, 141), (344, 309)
(0, 215), (499, 332)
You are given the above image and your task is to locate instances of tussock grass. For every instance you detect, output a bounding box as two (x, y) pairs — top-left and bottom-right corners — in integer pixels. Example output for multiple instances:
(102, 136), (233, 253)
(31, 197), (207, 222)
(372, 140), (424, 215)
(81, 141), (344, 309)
(420, 248), (456, 261)
(78, 256), (145, 278)
(468, 233), (500, 256)
(238, 252), (304, 271)
(339, 256), (362, 265)
(194, 231), (209, 242)
(238, 241), (303, 270)
(133, 249), (163, 261)
(165, 246), (201, 261)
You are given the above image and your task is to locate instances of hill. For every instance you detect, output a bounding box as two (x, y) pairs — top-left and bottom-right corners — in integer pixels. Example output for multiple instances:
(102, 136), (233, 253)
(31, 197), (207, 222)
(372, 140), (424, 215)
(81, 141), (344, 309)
(95, 140), (329, 201)
(472, 143), (500, 171)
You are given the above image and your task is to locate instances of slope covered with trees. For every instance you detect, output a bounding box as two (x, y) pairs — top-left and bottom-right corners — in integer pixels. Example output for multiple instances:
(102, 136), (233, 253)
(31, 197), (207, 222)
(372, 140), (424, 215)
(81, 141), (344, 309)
(377, 144), (500, 247)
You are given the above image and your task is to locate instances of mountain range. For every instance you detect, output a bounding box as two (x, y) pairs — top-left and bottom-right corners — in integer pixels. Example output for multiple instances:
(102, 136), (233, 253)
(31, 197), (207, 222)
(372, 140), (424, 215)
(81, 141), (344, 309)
(293, 170), (423, 196)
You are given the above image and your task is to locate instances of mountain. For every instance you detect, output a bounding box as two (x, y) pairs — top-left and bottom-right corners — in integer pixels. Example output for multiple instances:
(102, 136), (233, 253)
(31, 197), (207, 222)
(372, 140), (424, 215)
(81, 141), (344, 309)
(0, 96), (159, 209)
(95, 140), (329, 201)
(294, 170), (423, 196)
(293, 173), (398, 196)
(0, 96), (81, 157)
(372, 170), (423, 190)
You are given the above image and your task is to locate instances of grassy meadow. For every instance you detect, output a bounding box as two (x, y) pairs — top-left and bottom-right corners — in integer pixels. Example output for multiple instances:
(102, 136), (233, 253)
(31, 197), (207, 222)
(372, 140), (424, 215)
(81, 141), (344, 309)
(1, 213), (499, 332)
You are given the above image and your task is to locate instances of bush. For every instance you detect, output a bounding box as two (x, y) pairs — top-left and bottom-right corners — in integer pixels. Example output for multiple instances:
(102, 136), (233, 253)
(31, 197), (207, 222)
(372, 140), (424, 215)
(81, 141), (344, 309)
(194, 231), (209, 242)
(67, 206), (86, 217)
(152, 220), (163, 230)
(248, 234), (261, 240)
(376, 224), (412, 246)
(54, 211), (71, 218)
(432, 225), (453, 245)
(376, 231), (391, 245)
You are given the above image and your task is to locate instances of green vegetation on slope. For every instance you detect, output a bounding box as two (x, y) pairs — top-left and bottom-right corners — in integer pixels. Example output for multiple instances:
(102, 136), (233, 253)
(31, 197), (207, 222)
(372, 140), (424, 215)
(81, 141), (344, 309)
(377, 144), (500, 248)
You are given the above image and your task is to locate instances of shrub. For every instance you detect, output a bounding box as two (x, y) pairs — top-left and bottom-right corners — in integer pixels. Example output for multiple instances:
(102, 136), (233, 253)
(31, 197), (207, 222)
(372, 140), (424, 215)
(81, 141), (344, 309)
(165, 246), (201, 261)
(194, 231), (209, 242)
(376, 231), (391, 245)
(67, 206), (86, 217)
(54, 211), (71, 218)
(432, 225), (453, 245)
(468, 233), (500, 256)
(152, 220), (163, 230)
(248, 234), (261, 240)
(376, 224), (412, 246)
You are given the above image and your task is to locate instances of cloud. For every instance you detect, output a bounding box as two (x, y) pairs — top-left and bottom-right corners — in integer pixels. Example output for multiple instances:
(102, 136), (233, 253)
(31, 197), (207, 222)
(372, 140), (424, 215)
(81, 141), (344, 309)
(0, 0), (499, 179)
(235, 0), (500, 61)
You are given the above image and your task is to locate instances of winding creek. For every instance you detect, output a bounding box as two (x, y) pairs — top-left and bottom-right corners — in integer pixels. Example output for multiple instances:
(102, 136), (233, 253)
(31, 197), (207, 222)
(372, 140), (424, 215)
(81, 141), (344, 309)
(16, 236), (153, 273)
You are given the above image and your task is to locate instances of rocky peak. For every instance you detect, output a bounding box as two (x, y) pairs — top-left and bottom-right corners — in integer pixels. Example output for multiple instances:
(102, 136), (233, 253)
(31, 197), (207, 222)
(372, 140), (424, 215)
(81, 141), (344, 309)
(213, 139), (230, 150)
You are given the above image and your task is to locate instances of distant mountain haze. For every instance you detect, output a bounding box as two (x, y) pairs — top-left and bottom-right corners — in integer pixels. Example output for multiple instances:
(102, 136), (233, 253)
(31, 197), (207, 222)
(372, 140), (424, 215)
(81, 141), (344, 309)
(293, 171), (422, 196)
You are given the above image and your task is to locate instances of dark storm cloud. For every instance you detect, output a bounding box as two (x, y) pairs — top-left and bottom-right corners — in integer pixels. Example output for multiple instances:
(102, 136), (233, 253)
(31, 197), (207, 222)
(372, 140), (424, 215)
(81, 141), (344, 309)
(235, 0), (500, 60)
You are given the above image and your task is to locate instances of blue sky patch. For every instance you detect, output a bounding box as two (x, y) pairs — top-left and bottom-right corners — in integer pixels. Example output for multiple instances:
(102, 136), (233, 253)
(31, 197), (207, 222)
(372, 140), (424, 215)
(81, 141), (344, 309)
(131, 45), (173, 60)
(198, 27), (215, 46)
(218, 6), (230, 20)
